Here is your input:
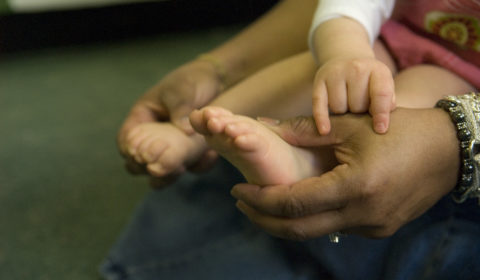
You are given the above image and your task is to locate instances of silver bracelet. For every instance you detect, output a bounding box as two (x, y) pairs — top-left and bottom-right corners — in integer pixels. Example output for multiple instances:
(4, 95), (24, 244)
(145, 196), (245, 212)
(436, 92), (480, 204)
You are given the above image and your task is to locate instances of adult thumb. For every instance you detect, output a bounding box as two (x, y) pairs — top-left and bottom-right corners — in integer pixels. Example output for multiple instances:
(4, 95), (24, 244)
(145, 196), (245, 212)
(170, 105), (196, 135)
(258, 116), (337, 147)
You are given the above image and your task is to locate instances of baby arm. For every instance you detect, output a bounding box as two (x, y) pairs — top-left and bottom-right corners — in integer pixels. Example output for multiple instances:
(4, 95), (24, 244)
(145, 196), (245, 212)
(311, 17), (395, 135)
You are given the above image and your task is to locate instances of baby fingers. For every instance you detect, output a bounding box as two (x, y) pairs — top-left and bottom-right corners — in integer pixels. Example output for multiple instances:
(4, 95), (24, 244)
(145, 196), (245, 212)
(369, 68), (396, 134)
(313, 74), (350, 135)
(312, 81), (332, 135)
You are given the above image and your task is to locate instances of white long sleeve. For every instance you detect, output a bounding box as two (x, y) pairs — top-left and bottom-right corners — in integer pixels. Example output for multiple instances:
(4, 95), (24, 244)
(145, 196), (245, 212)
(309, 0), (396, 53)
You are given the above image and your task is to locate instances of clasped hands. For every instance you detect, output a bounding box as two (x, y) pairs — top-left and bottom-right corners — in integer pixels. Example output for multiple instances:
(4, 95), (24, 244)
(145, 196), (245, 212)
(231, 109), (459, 240)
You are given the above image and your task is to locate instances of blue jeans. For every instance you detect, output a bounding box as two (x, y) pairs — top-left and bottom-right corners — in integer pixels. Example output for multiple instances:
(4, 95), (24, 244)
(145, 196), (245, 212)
(101, 160), (480, 280)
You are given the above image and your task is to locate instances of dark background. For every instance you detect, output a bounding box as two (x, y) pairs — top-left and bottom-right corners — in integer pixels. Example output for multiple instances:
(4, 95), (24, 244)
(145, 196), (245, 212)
(0, 0), (278, 52)
(0, 1), (278, 279)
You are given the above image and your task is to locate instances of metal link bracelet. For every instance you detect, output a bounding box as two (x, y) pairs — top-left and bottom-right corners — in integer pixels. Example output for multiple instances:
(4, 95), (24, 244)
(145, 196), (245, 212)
(436, 92), (480, 204)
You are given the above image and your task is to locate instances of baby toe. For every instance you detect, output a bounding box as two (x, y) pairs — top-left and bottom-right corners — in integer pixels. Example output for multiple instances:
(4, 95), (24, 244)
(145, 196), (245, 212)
(202, 106), (233, 120)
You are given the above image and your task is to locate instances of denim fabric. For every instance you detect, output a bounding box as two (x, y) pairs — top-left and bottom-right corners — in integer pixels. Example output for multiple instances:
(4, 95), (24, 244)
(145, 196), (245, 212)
(101, 160), (324, 280)
(101, 160), (480, 280)
(305, 197), (480, 280)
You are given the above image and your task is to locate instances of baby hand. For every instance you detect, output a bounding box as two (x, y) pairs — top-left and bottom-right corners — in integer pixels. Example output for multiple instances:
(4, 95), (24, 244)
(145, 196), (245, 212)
(312, 57), (395, 134)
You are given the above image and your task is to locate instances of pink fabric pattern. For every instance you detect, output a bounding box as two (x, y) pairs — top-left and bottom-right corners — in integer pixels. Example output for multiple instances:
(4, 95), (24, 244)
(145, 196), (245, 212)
(381, 20), (480, 88)
(382, 0), (480, 88)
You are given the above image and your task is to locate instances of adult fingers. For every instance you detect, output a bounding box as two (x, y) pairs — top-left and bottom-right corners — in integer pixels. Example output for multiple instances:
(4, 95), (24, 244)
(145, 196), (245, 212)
(231, 165), (354, 218)
(170, 106), (195, 135)
(235, 200), (346, 241)
(160, 86), (196, 134)
(260, 114), (358, 149)
(260, 115), (336, 148)
(369, 68), (395, 134)
(237, 195), (399, 240)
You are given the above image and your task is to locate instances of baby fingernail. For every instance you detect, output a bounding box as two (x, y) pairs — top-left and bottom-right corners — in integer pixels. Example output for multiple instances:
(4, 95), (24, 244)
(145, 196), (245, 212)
(321, 125), (329, 134)
(375, 122), (386, 133)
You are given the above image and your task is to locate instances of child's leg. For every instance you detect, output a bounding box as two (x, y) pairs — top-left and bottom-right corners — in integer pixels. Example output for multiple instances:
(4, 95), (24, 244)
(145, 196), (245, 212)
(393, 64), (475, 108)
(190, 106), (336, 185)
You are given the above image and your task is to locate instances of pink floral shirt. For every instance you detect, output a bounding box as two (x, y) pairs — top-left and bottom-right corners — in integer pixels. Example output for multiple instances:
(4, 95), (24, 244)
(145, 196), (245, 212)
(393, 0), (480, 66)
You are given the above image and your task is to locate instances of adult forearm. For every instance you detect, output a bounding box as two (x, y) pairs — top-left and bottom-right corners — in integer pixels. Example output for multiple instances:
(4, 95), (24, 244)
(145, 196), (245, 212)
(206, 0), (317, 87)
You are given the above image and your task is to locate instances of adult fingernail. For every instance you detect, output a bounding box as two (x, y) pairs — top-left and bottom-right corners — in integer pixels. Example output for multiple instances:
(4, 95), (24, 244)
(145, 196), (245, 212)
(178, 116), (194, 134)
(257, 116), (280, 126)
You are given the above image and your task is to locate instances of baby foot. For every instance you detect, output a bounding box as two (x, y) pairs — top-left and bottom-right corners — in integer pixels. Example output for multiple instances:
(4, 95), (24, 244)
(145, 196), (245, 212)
(190, 107), (335, 185)
(126, 122), (207, 177)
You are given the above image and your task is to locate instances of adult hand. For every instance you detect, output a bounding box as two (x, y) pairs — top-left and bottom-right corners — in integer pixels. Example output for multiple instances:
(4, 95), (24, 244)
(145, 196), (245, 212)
(231, 108), (460, 240)
(118, 58), (224, 176)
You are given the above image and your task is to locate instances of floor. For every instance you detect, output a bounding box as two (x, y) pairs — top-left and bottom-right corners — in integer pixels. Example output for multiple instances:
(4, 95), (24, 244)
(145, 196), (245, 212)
(0, 25), (239, 279)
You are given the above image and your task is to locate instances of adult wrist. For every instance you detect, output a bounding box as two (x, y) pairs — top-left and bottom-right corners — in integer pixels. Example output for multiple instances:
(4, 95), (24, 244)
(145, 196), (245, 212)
(197, 49), (251, 89)
(436, 92), (480, 203)
(196, 53), (228, 90)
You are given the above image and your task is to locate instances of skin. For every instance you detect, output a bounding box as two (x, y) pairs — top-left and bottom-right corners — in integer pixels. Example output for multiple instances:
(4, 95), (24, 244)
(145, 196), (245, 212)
(117, 0), (476, 243)
(123, 52), (318, 182)
(208, 63), (471, 240)
(311, 17), (396, 135)
(122, 53), (473, 188)
(121, 38), (403, 182)
(189, 106), (336, 186)
(125, 122), (207, 177)
(230, 108), (460, 240)
(118, 59), (222, 175)
(118, 0), (318, 176)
